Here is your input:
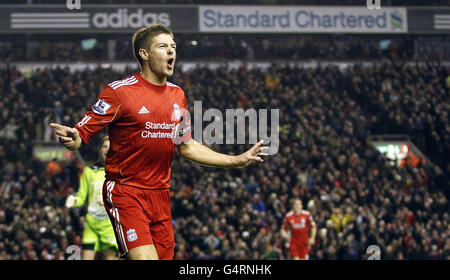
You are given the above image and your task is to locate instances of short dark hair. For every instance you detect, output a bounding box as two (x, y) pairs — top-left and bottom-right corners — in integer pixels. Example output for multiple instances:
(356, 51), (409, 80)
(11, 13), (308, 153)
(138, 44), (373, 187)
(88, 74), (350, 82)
(132, 24), (173, 69)
(98, 135), (109, 150)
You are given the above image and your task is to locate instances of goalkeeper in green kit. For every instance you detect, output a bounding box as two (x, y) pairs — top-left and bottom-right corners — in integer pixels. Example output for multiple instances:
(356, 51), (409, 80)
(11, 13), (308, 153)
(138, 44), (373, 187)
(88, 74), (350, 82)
(65, 136), (118, 260)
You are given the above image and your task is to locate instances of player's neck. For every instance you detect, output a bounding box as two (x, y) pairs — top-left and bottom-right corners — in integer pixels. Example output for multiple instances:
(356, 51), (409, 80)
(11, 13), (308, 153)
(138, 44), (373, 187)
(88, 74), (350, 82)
(141, 67), (167, 86)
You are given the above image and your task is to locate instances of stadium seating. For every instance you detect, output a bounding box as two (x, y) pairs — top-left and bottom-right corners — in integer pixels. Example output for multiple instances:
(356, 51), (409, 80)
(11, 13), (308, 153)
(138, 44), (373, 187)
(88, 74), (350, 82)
(0, 60), (448, 259)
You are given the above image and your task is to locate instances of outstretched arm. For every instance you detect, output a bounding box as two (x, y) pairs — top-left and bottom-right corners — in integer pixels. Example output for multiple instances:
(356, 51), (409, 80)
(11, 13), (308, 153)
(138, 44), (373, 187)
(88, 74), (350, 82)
(49, 123), (83, 150)
(177, 139), (268, 168)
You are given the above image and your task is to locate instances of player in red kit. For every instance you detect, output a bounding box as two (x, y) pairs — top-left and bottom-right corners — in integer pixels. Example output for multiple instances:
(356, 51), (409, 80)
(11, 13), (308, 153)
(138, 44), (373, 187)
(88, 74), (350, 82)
(50, 24), (269, 260)
(281, 198), (317, 260)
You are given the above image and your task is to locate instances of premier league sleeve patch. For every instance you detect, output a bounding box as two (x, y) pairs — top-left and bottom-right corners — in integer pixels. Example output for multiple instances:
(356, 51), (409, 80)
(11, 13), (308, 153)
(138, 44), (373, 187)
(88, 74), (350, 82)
(92, 99), (111, 115)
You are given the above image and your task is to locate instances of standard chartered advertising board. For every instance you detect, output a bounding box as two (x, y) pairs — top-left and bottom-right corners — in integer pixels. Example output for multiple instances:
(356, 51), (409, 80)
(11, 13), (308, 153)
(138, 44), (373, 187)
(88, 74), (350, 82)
(199, 6), (408, 33)
(3, 4), (449, 34)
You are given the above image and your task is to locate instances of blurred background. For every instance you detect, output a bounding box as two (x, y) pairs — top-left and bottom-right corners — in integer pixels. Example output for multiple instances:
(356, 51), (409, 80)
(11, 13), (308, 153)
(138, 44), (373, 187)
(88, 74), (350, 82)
(0, 0), (448, 260)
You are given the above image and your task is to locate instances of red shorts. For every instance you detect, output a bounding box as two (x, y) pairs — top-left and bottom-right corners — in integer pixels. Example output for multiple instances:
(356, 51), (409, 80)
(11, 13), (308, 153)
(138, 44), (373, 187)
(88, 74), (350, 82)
(290, 243), (309, 260)
(102, 180), (174, 259)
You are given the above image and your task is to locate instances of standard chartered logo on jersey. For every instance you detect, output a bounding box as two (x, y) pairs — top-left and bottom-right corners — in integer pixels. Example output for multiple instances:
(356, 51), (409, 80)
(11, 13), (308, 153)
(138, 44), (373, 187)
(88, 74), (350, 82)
(141, 121), (176, 139)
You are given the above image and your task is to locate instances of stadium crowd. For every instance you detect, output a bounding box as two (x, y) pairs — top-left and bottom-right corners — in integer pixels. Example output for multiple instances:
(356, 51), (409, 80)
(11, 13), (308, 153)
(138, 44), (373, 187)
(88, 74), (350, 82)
(0, 59), (448, 259)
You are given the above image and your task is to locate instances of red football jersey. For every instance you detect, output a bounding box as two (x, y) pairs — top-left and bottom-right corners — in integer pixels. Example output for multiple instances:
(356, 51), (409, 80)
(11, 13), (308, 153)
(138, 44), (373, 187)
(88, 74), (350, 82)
(75, 72), (191, 189)
(282, 210), (315, 247)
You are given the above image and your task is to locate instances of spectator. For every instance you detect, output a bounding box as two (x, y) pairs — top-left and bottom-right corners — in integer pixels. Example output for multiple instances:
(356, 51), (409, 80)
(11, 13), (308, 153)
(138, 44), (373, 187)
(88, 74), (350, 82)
(0, 60), (448, 260)
(46, 159), (62, 178)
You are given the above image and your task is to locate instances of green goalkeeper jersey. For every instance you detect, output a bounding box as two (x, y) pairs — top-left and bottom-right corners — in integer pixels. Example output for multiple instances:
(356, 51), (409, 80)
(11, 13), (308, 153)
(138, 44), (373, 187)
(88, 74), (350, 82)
(74, 163), (109, 220)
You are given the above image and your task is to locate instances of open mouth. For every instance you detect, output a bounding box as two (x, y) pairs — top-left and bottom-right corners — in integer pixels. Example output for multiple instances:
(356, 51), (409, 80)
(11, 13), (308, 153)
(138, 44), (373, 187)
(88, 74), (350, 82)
(167, 58), (175, 69)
